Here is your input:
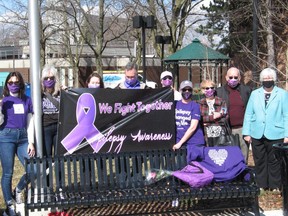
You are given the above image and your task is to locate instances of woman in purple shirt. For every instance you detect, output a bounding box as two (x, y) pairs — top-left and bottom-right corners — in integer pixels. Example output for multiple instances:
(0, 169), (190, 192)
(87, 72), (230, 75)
(0, 72), (35, 216)
(173, 80), (205, 163)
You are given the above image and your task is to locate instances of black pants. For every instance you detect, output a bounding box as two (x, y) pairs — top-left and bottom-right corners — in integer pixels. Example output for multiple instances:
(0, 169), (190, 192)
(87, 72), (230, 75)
(251, 136), (282, 190)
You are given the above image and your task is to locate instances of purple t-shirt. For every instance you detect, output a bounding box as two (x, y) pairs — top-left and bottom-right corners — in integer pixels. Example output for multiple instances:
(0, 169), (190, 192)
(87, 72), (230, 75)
(1, 95), (33, 129)
(175, 100), (205, 146)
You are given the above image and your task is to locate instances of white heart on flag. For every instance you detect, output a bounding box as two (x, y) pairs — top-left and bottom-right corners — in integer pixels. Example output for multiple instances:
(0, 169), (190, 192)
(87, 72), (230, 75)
(208, 149), (228, 166)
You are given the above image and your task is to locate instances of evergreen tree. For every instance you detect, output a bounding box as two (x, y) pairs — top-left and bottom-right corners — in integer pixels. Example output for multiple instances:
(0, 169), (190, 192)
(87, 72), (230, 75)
(197, 0), (253, 59)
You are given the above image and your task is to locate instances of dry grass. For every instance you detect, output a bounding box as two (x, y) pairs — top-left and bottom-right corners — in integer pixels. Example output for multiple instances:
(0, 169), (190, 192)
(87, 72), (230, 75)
(0, 157), (24, 212)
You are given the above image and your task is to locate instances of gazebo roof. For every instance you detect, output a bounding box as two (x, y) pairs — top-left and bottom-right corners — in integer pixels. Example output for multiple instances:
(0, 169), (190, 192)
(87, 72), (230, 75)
(164, 38), (229, 63)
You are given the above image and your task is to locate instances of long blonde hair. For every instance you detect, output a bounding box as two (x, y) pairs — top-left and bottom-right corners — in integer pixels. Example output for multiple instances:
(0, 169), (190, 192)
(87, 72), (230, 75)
(41, 64), (60, 96)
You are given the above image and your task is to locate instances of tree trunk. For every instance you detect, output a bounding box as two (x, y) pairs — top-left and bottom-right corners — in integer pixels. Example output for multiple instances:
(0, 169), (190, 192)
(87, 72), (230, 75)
(95, 0), (104, 76)
(285, 48), (288, 91)
(266, 0), (276, 68)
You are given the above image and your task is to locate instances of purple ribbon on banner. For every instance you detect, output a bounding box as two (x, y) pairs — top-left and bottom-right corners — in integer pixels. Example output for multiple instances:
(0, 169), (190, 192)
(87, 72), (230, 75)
(61, 93), (106, 154)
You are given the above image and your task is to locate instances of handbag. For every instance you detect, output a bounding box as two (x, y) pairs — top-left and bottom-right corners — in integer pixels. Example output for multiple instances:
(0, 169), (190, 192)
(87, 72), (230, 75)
(172, 161), (214, 187)
(198, 146), (246, 182)
(206, 120), (240, 147)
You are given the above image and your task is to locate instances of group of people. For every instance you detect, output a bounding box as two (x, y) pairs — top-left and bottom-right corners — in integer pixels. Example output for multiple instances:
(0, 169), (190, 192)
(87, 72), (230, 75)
(0, 62), (144, 216)
(170, 67), (288, 195)
(0, 61), (287, 216)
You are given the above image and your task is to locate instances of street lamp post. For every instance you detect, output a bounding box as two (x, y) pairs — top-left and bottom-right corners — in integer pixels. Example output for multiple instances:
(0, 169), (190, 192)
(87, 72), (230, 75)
(155, 35), (172, 72)
(133, 15), (155, 82)
(13, 42), (15, 72)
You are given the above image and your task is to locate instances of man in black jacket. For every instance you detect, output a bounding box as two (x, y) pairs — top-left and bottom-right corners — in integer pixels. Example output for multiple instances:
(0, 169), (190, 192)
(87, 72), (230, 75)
(216, 67), (252, 163)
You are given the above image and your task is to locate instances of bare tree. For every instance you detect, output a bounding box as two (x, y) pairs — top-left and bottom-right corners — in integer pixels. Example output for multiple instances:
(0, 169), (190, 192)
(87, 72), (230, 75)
(60, 0), (133, 76)
(139, 0), (206, 55)
(256, 0), (288, 85)
(0, 0), (71, 68)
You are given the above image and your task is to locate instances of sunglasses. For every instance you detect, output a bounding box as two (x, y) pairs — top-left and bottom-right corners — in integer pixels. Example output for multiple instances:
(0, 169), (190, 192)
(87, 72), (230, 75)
(202, 87), (215, 90)
(228, 76), (238, 80)
(8, 81), (20, 85)
(44, 76), (55, 80)
(162, 76), (172, 80)
(183, 88), (192, 92)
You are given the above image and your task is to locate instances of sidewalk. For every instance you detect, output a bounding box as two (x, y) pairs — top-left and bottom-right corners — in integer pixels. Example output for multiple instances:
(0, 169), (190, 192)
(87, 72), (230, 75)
(16, 204), (283, 216)
(261, 210), (283, 216)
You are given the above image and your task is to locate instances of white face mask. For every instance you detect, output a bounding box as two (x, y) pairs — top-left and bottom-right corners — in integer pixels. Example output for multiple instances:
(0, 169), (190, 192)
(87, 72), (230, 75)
(88, 83), (100, 89)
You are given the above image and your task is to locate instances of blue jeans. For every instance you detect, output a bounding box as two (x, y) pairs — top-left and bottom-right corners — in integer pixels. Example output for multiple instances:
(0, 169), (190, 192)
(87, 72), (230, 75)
(0, 128), (31, 205)
(43, 123), (58, 157)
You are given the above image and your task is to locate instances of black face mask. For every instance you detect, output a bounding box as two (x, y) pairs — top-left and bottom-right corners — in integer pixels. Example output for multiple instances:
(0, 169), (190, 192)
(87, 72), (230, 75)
(262, 80), (275, 88)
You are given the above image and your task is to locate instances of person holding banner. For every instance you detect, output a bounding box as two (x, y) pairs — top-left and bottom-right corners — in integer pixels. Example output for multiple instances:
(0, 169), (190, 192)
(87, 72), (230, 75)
(0, 71), (35, 216)
(173, 80), (205, 163)
(86, 72), (104, 88)
(160, 70), (181, 100)
(41, 65), (62, 158)
(115, 62), (150, 89)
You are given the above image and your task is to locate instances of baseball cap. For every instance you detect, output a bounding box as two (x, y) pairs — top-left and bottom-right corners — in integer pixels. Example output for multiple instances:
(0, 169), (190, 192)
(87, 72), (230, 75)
(179, 80), (193, 90)
(160, 71), (173, 80)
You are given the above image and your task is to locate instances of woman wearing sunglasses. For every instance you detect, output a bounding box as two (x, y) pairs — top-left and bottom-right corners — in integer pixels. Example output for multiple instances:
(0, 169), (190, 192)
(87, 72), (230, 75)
(0, 71), (35, 216)
(160, 71), (182, 100)
(198, 79), (228, 142)
(41, 65), (63, 158)
(172, 80), (205, 163)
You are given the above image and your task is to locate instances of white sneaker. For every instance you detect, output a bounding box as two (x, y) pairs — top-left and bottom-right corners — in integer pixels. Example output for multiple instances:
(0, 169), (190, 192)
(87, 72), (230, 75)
(12, 189), (23, 204)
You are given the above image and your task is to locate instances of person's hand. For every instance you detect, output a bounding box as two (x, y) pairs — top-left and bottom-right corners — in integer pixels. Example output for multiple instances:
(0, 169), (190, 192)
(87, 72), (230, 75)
(213, 112), (222, 120)
(244, 136), (252, 144)
(172, 143), (182, 151)
(61, 85), (68, 90)
(284, 137), (288, 143)
(27, 143), (35, 157)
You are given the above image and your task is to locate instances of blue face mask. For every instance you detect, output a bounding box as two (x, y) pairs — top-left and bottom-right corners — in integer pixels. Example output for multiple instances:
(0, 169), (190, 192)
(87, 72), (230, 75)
(125, 77), (138, 87)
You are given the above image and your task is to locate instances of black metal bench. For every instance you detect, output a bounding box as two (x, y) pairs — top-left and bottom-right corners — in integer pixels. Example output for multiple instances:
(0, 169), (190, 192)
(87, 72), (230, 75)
(24, 148), (260, 216)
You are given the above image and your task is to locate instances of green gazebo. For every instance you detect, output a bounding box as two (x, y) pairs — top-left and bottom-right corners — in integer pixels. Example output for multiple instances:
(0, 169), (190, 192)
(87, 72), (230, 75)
(164, 38), (230, 87)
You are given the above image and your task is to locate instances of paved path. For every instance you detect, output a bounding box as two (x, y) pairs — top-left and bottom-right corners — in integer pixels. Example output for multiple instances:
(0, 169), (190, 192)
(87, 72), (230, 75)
(16, 204), (283, 216)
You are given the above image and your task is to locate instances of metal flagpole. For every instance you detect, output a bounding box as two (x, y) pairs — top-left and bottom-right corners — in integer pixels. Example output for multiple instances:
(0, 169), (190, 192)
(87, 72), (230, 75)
(28, 0), (43, 157)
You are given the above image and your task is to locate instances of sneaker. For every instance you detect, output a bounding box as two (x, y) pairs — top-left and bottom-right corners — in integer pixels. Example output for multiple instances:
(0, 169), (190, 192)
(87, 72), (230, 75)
(12, 189), (23, 204)
(3, 204), (17, 216)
